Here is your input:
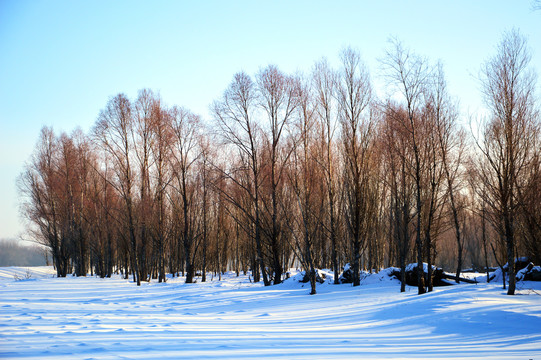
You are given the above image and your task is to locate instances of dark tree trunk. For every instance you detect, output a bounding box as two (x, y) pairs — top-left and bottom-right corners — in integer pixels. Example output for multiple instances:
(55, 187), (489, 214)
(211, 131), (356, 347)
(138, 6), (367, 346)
(482, 204), (490, 283)
(426, 232), (433, 292)
(352, 238), (361, 287)
(329, 189), (339, 285)
(415, 176), (426, 295)
(505, 213), (516, 295)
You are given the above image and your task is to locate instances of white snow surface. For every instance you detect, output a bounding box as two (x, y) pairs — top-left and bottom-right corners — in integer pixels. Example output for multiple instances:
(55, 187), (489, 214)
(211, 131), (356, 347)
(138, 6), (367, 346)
(1, 266), (541, 359)
(405, 262), (438, 273)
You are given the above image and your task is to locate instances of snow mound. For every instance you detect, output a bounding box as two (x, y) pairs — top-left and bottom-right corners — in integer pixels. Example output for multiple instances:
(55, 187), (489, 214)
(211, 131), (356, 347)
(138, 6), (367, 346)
(491, 262), (541, 283)
(359, 268), (402, 286)
(405, 262), (437, 273)
(0, 266), (56, 281)
(287, 268), (333, 284)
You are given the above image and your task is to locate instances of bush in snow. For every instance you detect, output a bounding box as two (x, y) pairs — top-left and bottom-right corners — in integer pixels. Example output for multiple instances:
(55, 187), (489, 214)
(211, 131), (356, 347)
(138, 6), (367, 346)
(13, 268), (33, 281)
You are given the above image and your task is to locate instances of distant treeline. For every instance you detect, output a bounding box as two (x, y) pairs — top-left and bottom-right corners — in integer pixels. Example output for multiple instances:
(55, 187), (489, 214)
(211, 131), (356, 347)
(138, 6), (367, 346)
(0, 239), (48, 267)
(18, 30), (540, 295)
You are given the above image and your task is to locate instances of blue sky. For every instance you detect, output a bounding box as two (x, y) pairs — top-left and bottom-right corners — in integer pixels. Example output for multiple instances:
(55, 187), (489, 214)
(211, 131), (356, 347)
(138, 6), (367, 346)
(1, 1), (540, 241)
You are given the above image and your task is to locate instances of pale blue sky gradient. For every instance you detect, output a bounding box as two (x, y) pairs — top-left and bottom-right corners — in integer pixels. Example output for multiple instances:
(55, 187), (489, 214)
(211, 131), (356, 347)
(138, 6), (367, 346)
(1, 1), (540, 241)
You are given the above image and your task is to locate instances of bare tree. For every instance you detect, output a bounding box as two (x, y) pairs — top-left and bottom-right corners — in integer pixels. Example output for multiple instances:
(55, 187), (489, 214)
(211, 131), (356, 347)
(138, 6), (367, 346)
(380, 104), (415, 292)
(93, 94), (141, 285)
(475, 29), (539, 295)
(212, 72), (270, 286)
(257, 65), (299, 284)
(312, 58), (341, 284)
(86, 147), (118, 278)
(169, 106), (202, 284)
(382, 39), (432, 294)
(198, 133), (214, 282)
(149, 98), (173, 282)
(518, 149), (541, 264)
(430, 63), (466, 284)
(60, 129), (93, 277)
(133, 89), (158, 281)
(336, 47), (375, 287)
(285, 75), (320, 294)
(19, 127), (69, 277)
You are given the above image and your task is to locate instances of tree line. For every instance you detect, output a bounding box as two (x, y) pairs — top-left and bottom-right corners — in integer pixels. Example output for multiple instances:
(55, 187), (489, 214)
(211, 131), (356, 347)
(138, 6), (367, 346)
(19, 30), (540, 295)
(0, 239), (48, 267)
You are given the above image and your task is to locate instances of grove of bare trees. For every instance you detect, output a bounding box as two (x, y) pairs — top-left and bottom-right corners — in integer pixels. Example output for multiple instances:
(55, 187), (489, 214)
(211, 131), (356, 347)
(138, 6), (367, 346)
(19, 30), (539, 295)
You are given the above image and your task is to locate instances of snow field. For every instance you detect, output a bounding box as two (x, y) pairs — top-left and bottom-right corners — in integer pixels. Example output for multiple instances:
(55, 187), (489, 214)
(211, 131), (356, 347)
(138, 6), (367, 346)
(1, 266), (540, 359)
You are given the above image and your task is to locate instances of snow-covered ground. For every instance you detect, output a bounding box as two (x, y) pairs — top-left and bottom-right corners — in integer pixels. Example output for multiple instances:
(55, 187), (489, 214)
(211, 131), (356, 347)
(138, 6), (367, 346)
(1, 266), (540, 359)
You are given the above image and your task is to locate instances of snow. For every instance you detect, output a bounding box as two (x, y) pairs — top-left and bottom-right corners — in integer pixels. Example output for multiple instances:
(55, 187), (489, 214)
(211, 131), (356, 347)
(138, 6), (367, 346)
(290, 268), (333, 284)
(405, 262), (438, 273)
(1, 266), (541, 359)
(517, 265), (531, 281)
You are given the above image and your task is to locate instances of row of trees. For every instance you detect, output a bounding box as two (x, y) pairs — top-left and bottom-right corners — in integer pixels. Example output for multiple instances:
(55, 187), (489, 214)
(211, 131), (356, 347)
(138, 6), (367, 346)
(19, 30), (539, 295)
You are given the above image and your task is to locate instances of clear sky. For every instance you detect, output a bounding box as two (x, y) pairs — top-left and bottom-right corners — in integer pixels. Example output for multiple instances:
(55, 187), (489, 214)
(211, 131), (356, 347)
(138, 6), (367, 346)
(1, 0), (540, 242)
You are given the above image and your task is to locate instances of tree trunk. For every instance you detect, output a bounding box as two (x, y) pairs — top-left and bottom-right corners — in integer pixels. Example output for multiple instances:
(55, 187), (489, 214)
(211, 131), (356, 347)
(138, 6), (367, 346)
(505, 213), (516, 295)
(426, 231), (433, 292)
